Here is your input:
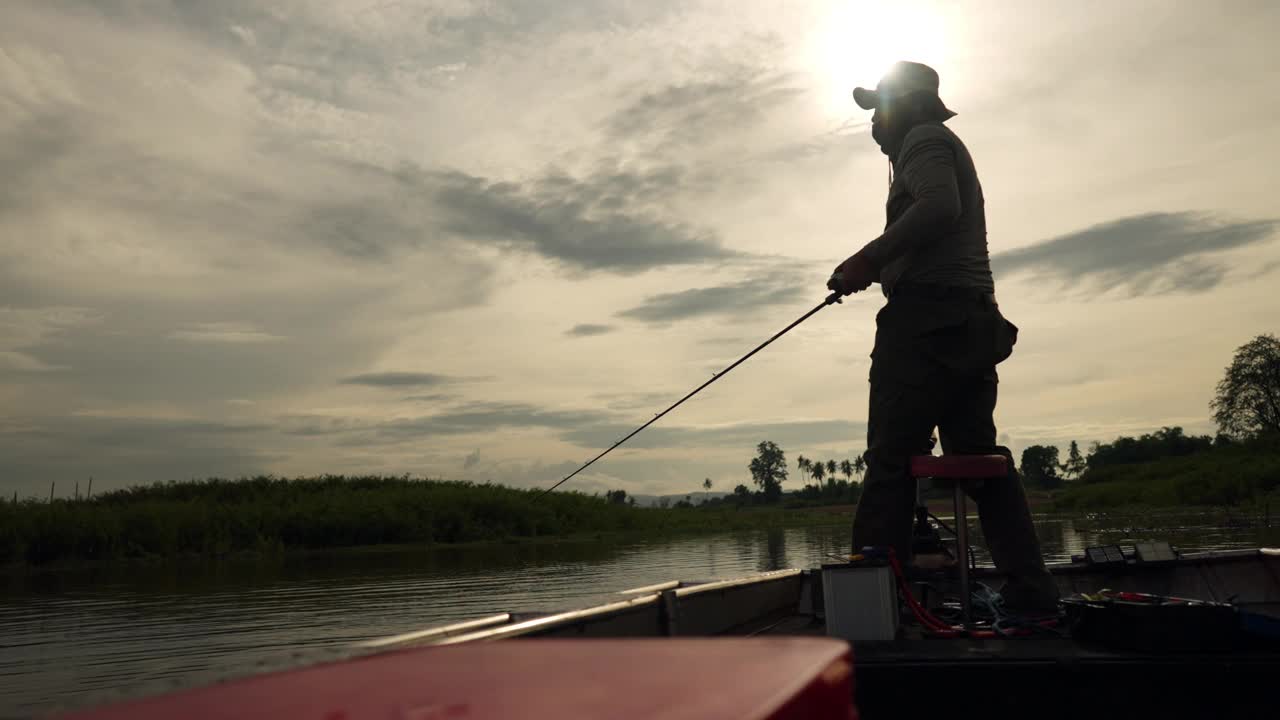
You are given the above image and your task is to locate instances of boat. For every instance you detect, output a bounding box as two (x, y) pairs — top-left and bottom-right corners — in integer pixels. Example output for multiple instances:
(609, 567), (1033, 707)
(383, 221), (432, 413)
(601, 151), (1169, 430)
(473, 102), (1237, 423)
(61, 545), (1280, 718)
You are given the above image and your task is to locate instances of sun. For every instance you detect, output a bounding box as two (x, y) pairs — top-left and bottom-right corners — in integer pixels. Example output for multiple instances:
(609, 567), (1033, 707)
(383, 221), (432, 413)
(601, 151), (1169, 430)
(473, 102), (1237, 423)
(808, 0), (951, 119)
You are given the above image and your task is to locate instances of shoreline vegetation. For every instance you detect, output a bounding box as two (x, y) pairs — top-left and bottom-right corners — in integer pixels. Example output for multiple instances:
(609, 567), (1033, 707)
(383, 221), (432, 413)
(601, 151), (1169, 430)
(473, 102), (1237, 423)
(1051, 433), (1280, 511)
(1, 476), (849, 569)
(3, 434), (1276, 570)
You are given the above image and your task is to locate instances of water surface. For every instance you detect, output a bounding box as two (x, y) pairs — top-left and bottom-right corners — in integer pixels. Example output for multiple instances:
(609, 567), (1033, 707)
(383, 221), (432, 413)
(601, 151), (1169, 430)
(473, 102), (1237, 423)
(3, 511), (1277, 717)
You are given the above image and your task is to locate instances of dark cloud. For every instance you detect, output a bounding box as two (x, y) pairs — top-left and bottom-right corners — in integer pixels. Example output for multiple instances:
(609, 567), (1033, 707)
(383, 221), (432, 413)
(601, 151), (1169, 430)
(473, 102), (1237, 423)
(992, 212), (1279, 296)
(566, 323), (615, 337)
(402, 393), (457, 403)
(280, 156), (735, 273)
(340, 372), (456, 388)
(11, 316), (388, 411)
(432, 167), (735, 274)
(0, 414), (278, 498)
(282, 402), (612, 442)
(282, 402), (863, 455)
(616, 270), (807, 324)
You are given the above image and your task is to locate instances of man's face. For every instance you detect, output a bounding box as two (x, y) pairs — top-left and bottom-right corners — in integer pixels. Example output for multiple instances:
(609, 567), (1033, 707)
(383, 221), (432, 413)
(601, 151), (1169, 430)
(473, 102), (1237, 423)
(870, 101), (894, 152)
(870, 94), (913, 155)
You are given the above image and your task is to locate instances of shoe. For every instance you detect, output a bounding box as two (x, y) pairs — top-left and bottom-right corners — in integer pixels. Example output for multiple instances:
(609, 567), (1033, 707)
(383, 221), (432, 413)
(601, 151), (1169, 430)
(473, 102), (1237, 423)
(998, 580), (1060, 617)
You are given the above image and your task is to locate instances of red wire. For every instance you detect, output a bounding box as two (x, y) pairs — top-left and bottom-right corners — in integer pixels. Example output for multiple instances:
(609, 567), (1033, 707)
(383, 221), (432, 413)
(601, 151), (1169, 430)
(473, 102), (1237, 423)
(886, 550), (962, 637)
(880, 548), (1059, 639)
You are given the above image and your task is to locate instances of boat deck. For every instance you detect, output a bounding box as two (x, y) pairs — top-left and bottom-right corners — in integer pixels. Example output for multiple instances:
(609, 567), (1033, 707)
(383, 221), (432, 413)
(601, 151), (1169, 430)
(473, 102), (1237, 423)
(757, 550), (1280, 715)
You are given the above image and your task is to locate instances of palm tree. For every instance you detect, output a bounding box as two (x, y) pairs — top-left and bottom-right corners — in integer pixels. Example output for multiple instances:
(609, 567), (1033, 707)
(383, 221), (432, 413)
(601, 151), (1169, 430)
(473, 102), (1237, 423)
(853, 456), (866, 481)
(796, 455), (811, 487)
(811, 462), (826, 487)
(840, 459), (854, 484)
(702, 478), (712, 492)
(825, 460), (838, 489)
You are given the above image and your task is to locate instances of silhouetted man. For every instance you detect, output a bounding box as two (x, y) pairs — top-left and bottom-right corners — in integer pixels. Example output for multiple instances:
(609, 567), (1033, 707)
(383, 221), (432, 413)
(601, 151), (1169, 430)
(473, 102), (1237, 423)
(829, 61), (1058, 613)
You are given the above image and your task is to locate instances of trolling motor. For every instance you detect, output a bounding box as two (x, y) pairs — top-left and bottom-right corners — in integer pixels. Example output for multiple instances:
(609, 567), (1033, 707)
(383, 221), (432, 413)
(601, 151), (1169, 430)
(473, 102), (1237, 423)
(540, 284), (849, 496)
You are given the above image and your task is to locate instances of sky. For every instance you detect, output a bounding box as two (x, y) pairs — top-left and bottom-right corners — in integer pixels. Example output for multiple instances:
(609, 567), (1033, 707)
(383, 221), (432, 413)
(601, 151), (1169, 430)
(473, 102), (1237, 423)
(2, 0), (1278, 500)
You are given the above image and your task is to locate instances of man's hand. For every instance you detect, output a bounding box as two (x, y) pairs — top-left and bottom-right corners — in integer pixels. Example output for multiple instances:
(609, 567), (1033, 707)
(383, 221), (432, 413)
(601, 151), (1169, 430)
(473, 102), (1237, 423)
(828, 253), (878, 296)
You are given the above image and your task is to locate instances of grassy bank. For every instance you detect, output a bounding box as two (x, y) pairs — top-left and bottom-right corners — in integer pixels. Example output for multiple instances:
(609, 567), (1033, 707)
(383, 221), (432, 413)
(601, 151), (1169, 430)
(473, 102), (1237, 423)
(0, 476), (845, 567)
(1053, 436), (1280, 511)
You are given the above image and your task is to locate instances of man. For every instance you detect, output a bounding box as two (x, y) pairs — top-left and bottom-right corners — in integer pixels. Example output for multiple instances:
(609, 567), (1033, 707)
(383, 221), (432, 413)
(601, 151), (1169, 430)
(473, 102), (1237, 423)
(829, 61), (1058, 613)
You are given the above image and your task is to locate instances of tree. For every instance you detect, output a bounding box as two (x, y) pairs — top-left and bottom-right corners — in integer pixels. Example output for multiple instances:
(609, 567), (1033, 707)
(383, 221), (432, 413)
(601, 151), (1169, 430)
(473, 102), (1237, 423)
(749, 441), (788, 502)
(606, 489), (628, 504)
(811, 462), (826, 488)
(1061, 441), (1086, 480)
(854, 455), (866, 480)
(1021, 445), (1062, 490)
(825, 460), (838, 489)
(702, 478), (712, 492)
(1212, 333), (1280, 439)
(840, 459), (854, 484)
(734, 483), (750, 498)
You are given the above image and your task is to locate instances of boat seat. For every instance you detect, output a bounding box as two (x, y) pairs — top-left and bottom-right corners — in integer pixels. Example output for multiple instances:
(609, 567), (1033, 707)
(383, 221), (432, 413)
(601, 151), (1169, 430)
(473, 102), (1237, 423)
(910, 454), (1009, 626)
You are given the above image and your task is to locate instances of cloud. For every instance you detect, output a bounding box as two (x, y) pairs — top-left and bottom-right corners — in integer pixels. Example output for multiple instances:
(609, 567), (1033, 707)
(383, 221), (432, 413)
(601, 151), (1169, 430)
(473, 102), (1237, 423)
(169, 322), (285, 344)
(616, 269), (808, 324)
(605, 67), (803, 155)
(566, 323), (615, 337)
(992, 212), (1279, 296)
(339, 372), (460, 388)
(753, 118), (871, 166)
(0, 413), (278, 498)
(562, 418), (866, 451)
(402, 393), (457, 404)
(0, 306), (98, 375)
(431, 167), (736, 274)
(278, 401), (863, 458)
(0, 351), (65, 372)
(590, 390), (679, 412)
(462, 448), (481, 469)
(281, 402), (611, 440)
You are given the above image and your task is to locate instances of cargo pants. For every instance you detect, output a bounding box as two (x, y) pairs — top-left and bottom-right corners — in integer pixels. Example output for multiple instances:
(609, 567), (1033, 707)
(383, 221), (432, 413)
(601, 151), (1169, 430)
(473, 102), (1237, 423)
(850, 287), (1059, 610)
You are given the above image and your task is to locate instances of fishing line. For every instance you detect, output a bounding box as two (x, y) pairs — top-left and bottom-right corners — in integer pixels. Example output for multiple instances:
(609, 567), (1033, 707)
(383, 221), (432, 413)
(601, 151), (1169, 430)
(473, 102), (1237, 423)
(539, 289), (847, 497)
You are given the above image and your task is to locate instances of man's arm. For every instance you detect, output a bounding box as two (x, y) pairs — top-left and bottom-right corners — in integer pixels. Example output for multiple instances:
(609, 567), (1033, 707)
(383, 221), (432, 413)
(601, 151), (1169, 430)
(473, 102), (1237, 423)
(858, 128), (962, 271)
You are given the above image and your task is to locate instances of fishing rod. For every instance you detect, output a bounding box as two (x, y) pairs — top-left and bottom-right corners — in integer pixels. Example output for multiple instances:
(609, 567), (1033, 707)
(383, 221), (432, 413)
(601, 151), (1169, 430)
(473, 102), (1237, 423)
(539, 286), (849, 497)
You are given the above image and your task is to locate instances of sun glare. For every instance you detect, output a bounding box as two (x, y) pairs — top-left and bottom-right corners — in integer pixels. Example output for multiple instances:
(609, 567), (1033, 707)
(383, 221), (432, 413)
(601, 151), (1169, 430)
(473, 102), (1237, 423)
(809, 0), (951, 119)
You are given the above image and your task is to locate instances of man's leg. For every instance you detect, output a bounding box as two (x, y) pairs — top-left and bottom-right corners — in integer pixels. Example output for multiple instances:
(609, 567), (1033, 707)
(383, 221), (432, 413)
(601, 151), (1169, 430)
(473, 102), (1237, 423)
(851, 364), (940, 562)
(937, 369), (1058, 611)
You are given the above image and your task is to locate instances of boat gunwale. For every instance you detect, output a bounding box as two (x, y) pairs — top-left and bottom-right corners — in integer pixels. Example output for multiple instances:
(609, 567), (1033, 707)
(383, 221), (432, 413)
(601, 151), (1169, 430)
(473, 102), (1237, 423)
(434, 592), (663, 644)
(356, 613), (513, 649)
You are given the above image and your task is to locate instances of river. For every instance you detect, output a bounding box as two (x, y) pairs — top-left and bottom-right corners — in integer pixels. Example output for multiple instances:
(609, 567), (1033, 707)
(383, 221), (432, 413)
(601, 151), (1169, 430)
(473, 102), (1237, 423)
(3, 511), (1278, 717)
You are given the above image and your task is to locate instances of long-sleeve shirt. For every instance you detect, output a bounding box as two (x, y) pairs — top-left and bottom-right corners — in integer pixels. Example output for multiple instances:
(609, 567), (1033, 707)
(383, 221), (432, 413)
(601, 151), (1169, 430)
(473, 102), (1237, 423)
(859, 121), (995, 296)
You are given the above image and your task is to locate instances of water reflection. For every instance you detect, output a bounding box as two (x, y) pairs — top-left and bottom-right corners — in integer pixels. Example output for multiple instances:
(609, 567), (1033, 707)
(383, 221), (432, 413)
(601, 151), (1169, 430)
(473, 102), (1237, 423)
(2, 513), (1277, 716)
(760, 528), (787, 571)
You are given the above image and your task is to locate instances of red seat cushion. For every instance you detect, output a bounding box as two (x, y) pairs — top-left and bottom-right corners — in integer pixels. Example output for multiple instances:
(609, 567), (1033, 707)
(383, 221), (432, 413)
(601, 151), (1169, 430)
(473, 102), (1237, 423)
(909, 454), (1007, 479)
